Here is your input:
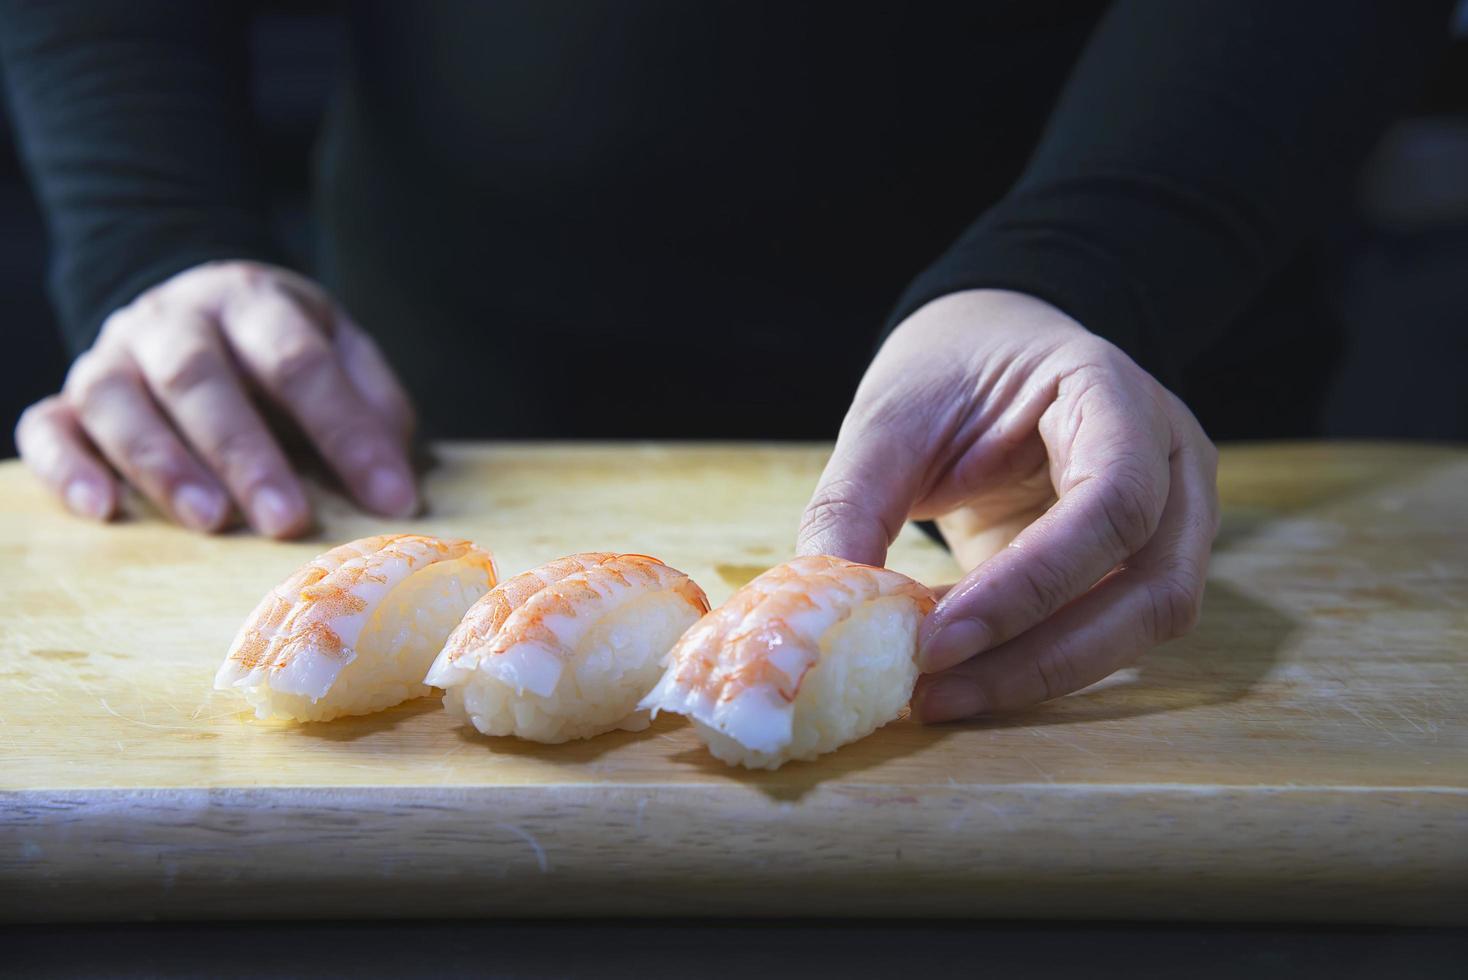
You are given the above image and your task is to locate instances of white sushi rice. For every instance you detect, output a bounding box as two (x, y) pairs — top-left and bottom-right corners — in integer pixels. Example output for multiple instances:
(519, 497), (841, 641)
(441, 590), (699, 743)
(693, 595), (922, 769)
(241, 558), (491, 722)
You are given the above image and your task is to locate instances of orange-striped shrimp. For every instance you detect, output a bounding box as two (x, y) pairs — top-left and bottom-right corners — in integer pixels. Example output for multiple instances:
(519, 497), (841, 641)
(640, 555), (935, 769)
(215, 533), (497, 721)
(426, 552), (709, 743)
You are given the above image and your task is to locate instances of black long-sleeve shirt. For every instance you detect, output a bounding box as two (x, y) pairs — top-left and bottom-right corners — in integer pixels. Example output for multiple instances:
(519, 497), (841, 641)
(0, 1), (1454, 438)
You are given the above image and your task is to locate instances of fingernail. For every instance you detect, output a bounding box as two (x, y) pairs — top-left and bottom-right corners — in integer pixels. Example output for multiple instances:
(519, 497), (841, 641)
(251, 485), (300, 538)
(919, 618), (992, 672)
(915, 677), (986, 723)
(174, 483), (225, 531)
(64, 480), (109, 520)
(366, 465), (417, 517)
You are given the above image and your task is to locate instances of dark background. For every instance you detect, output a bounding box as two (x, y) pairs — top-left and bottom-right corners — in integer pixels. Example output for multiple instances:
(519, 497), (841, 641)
(3, 4), (1467, 458)
(1, 8), (1464, 969)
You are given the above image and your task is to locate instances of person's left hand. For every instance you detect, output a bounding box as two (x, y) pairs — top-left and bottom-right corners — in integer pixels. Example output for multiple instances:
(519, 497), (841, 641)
(14, 261), (417, 537)
(797, 289), (1219, 722)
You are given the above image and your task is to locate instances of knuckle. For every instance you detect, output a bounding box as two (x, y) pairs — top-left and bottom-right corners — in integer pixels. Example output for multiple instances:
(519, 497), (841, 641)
(1095, 467), (1161, 556)
(16, 396), (61, 432)
(261, 332), (332, 393)
(210, 426), (280, 484)
(162, 261), (244, 304)
(801, 487), (862, 530)
(1011, 549), (1074, 622)
(799, 480), (896, 547)
(233, 261), (268, 291)
(63, 352), (95, 393)
(149, 343), (223, 402)
(1031, 648), (1078, 703)
(14, 404), (38, 439)
(206, 260), (265, 291)
(1144, 573), (1204, 642)
(179, 261), (267, 308)
(98, 306), (138, 343)
(119, 430), (184, 478)
(64, 351), (125, 408)
(131, 290), (167, 321)
(14, 400), (52, 450)
(1062, 336), (1132, 379)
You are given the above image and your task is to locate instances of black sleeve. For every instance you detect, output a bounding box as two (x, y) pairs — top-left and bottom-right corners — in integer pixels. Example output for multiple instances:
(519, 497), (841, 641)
(0, 0), (283, 353)
(888, 0), (1456, 383)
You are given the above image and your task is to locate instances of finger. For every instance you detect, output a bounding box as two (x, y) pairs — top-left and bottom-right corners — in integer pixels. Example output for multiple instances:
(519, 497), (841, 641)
(935, 498), (1051, 573)
(63, 350), (231, 532)
(15, 395), (119, 521)
(220, 290), (418, 517)
(128, 314), (311, 538)
(913, 442), (1216, 722)
(797, 408), (925, 565)
(919, 381), (1171, 673)
(333, 311), (416, 443)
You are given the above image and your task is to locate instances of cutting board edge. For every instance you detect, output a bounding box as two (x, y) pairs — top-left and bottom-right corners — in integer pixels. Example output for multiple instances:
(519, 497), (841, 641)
(5, 785), (1464, 925)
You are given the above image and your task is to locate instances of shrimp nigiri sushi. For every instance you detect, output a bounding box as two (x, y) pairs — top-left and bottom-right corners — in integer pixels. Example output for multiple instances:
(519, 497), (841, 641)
(425, 552), (709, 743)
(215, 533), (497, 722)
(640, 555), (936, 769)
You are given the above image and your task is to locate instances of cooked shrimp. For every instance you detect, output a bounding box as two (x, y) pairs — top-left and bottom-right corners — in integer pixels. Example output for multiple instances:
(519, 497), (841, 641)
(426, 552), (709, 743)
(640, 554), (936, 769)
(215, 533), (497, 721)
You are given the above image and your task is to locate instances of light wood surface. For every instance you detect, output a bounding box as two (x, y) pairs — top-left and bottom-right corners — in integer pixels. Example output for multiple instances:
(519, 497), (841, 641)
(1, 442), (1464, 923)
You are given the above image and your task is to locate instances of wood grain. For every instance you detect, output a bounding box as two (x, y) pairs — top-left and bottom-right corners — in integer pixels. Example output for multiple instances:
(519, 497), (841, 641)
(1, 442), (1464, 923)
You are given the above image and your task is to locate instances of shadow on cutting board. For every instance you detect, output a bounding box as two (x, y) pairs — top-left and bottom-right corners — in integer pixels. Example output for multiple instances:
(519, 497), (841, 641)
(668, 719), (958, 802)
(668, 579), (1296, 801)
(288, 697), (444, 741)
(1211, 447), (1454, 552)
(280, 568), (1294, 794)
(952, 579), (1297, 733)
(449, 715), (671, 763)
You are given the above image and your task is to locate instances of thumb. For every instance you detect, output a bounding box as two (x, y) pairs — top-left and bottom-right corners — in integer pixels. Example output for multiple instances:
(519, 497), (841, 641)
(797, 411), (924, 566)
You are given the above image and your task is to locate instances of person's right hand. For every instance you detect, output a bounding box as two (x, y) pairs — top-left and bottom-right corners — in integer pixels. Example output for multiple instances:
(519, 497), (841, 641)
(15, 261), (418, 538)
(797, 289), (1218, 722)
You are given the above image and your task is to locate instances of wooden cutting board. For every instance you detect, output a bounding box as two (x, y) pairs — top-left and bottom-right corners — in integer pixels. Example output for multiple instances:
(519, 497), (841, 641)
(1, 442), (1464, 924)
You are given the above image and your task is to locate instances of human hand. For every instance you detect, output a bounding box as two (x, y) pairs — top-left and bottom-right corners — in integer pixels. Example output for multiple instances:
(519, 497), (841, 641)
(15, 261), (417, 537)
(798, 289), (1218, 721)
